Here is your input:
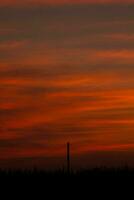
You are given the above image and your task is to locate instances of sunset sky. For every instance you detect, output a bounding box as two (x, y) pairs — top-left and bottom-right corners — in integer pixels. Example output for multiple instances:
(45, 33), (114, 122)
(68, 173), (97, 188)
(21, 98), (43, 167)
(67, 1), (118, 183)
(1, 0), (134, 169)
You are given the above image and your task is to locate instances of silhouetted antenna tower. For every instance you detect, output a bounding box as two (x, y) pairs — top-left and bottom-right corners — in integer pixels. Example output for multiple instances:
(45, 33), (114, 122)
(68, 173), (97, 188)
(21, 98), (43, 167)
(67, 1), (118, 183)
(67, 142), (70, 174)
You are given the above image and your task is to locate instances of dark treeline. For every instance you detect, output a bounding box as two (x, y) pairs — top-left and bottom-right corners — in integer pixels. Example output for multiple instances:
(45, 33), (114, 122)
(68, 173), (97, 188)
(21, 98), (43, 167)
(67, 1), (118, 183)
(1, 166), (134, 178)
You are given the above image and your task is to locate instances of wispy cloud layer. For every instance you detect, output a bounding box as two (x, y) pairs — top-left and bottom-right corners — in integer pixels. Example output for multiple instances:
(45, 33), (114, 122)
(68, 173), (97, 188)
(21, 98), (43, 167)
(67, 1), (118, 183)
(0, 4), (134, 167)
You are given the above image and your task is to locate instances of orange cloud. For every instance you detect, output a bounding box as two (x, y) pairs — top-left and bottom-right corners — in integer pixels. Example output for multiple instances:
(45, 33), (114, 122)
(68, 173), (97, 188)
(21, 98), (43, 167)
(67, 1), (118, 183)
(0, 40), (30, 50)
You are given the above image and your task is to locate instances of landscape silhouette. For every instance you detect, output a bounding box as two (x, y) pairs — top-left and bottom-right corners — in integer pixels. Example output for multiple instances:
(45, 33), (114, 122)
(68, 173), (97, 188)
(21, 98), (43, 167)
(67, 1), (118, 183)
(1, 142), (134, 181)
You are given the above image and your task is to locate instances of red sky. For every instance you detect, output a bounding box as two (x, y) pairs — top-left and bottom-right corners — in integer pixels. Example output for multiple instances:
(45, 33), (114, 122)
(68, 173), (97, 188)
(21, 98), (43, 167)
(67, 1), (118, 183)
(0, 3), (134, 169)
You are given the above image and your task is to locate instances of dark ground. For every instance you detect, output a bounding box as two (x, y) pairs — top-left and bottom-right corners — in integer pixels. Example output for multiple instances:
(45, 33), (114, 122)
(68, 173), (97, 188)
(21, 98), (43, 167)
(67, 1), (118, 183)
(1, 167), (134, 184)
(0, 167), (134, 197)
